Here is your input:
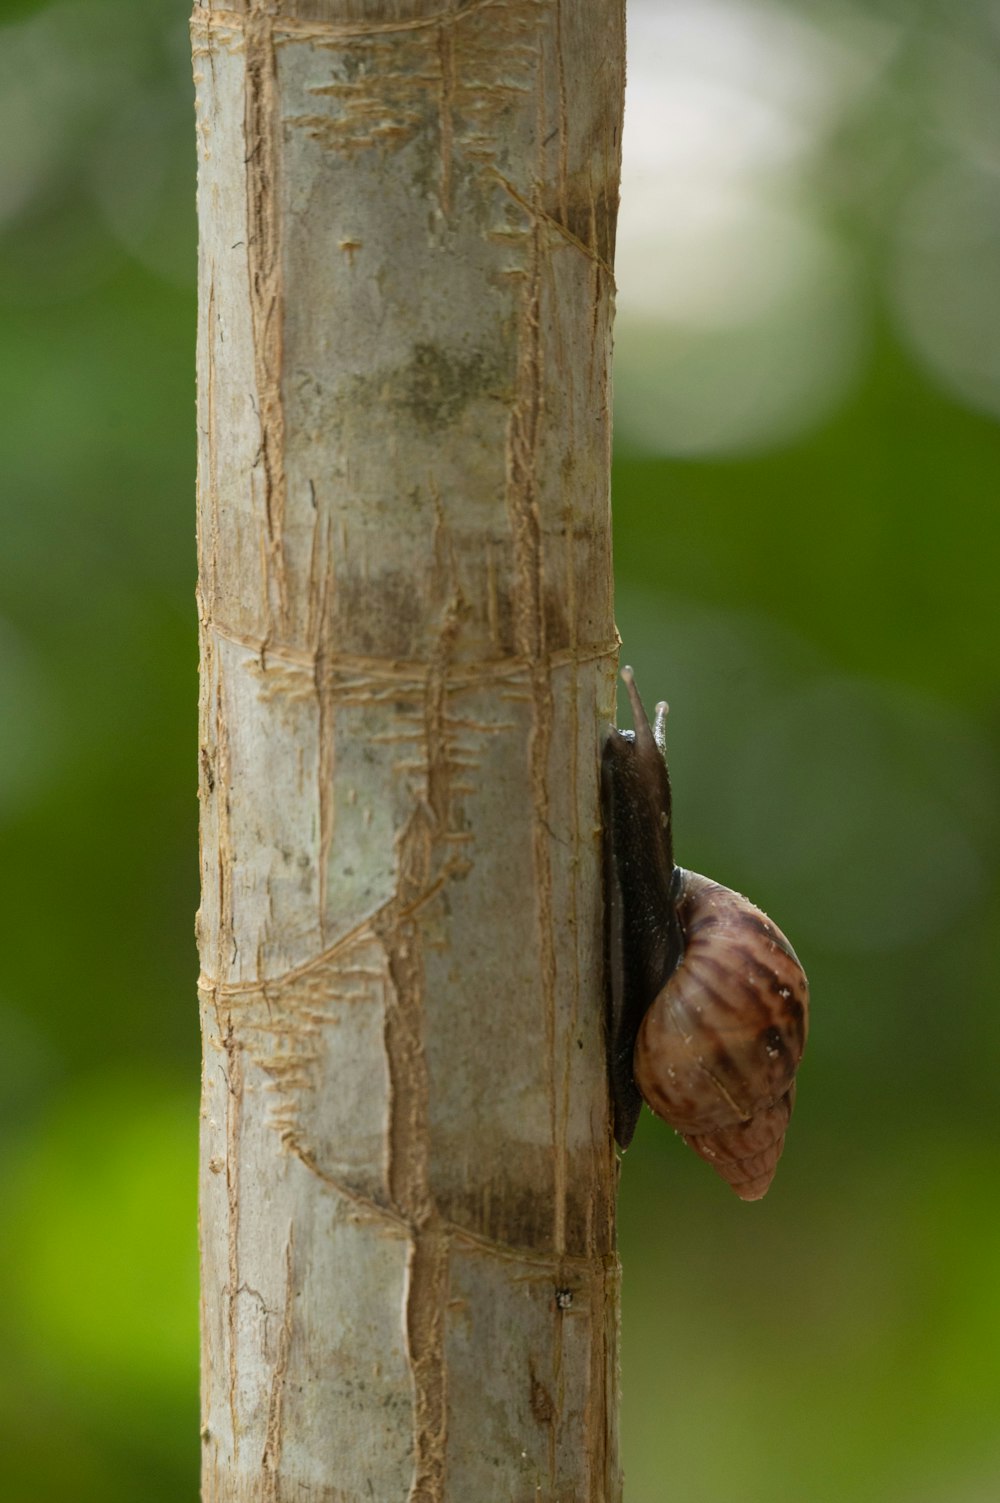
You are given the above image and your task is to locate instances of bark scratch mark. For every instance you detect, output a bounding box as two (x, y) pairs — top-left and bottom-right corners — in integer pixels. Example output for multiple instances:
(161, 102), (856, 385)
(306, 494), (336, 945)
(223, 1013), (243, 1459)
(290, 1142), (409, 1232)
(244, 8), (289, 640)
(261, 1226), (295, 1499)
(200, 272), (220, 621)
(195, 0), (504, 44)
(379, 839), (448, 1503)
(505, 205), (563, 1255)
(436, 6), (456, 214)
(206, 619), (619, 683)
(375, 581), (467, 1502)
(492, 169), (615, 280)
(214, 670), (235, 977)
(403, 1230), (449, 1503)
(554, 0), (569, 228)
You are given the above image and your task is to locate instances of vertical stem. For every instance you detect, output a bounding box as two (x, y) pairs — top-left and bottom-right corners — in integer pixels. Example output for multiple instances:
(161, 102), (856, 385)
(193, 2), (625, 1498)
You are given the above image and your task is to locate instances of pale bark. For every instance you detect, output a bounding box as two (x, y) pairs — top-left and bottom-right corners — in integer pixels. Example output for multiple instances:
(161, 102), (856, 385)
(193, 2), (625, 1499)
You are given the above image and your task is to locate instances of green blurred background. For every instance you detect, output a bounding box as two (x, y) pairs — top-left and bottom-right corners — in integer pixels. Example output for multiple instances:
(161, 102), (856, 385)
(1, 0), (996, 1498)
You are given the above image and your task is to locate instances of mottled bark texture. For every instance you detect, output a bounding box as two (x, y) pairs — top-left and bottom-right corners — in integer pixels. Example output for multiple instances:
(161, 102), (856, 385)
(193, 2), (624, 1498)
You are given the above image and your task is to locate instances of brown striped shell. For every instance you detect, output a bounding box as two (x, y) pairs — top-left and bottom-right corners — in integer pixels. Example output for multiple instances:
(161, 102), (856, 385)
(632, 869), (809, 1200)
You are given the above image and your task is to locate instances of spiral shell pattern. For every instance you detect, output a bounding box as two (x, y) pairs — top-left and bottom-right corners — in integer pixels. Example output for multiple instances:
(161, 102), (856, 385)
(633, 870), (809, 1200)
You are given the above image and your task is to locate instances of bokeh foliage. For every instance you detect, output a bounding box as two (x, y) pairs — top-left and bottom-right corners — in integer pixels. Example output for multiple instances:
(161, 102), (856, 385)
(0, 0), (996, 1498)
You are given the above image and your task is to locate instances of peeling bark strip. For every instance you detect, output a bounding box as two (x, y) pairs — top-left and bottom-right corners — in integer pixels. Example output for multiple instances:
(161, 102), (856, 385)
(193, 1), (625, 1499)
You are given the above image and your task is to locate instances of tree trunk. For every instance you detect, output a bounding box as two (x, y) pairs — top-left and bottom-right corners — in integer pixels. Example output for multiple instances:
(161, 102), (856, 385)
(192, 2), (625, 1498)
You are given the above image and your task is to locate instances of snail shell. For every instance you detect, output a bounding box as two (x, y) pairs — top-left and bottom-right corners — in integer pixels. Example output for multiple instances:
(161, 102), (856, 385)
(633, 870), (808, 1200)
(602, 667), (809, 1200)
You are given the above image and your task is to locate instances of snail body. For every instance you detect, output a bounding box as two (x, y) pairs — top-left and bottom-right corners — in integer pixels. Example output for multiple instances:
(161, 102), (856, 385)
(601, 667), (809, 1200)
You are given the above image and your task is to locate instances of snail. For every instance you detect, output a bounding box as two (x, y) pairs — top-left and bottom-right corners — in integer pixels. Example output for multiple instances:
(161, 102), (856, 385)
(601, 666), (809, 1200)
